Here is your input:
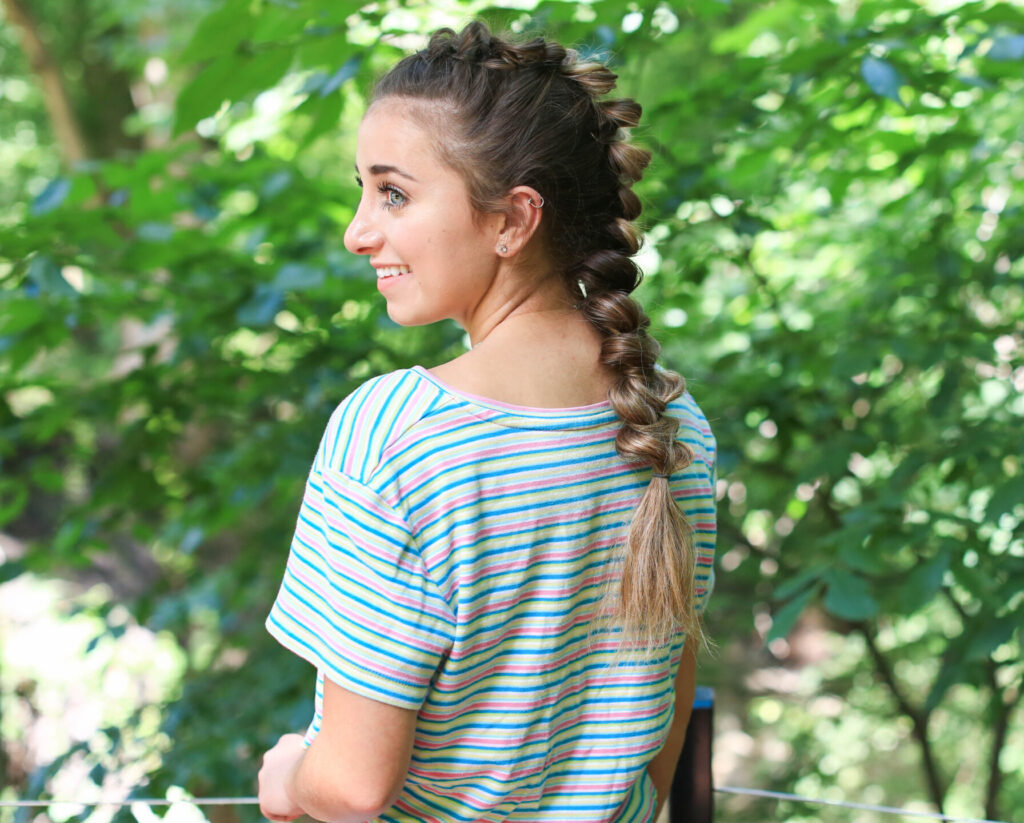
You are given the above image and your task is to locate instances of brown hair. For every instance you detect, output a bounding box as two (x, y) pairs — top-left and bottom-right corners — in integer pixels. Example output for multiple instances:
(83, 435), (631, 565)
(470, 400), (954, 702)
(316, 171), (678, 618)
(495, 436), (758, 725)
(373, 22), (703, 652)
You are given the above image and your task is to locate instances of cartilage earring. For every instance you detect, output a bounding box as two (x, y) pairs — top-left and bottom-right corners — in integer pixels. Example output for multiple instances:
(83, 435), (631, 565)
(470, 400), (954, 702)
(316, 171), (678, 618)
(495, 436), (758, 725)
(528, 196), (545, 208)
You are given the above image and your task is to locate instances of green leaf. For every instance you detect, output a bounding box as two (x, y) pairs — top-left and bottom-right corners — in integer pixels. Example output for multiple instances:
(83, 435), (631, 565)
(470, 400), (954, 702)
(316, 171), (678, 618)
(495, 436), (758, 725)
(0, 299), (47, 335)
(965, 616), (1017, 662)
(986, 476), (1024, 520)
(30, 178), (72, 215)
(179, 0), (256, 63)
(925, 656), (968, 713)
(0, 559), (25, 585)
(823, 569), (879, 620)
(0, 479), (28, 526)
(173, 46), (294, 136)
(928, 366), (960, 416)
(173, 57), (237, 135)
(900, 548), (951, 615)
(321, 55), (361, 96)
(710, 0), (800, 54)
(767, 583), (821, 643)
(298, 91), (346, 150)
(774, 565), (827, 601)
(861, 55), (903, 104)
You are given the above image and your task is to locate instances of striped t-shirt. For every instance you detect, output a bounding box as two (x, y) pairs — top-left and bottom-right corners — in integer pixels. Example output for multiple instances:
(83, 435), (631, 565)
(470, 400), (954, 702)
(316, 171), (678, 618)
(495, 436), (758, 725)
(266, 365), (717, 823)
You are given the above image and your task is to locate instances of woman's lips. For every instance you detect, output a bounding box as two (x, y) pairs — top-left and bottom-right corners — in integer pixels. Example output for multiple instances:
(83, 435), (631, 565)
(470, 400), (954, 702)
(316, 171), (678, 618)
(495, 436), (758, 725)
(375, 266), (411, 291)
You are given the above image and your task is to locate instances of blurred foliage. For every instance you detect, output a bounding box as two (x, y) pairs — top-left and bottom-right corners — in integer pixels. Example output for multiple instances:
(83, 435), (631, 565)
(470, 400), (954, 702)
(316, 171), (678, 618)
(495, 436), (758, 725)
(0, 0), (1022, 822)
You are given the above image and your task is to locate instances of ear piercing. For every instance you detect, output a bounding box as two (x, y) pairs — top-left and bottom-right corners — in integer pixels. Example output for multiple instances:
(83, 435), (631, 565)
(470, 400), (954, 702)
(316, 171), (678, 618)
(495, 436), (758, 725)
(528, 196), (545, 208)
(499, 244), (508, 253)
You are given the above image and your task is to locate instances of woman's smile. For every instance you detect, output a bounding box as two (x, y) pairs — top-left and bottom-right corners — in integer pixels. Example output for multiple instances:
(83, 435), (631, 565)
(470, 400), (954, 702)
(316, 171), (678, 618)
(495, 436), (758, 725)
(374, 264), (413, 291)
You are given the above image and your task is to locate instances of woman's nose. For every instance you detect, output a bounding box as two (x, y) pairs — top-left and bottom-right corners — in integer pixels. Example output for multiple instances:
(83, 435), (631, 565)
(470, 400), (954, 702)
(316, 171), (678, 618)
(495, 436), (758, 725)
(344, 209), (384, 256)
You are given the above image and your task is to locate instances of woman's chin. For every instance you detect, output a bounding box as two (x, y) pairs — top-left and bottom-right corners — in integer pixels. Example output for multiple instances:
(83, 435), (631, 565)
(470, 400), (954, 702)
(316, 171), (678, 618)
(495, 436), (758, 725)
(385, 304), (433, 328)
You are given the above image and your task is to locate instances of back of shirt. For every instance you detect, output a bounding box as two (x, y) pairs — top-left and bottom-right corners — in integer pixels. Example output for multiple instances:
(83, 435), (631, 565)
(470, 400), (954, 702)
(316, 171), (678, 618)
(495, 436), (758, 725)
(267, 365), (717, 823)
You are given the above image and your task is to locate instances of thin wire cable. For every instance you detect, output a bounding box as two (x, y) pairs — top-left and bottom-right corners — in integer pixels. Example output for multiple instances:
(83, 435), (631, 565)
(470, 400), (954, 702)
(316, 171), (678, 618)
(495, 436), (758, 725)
(715, 785), (1009, 823)
(0, 798), (258, 808)
(0, 790), (1011, 822)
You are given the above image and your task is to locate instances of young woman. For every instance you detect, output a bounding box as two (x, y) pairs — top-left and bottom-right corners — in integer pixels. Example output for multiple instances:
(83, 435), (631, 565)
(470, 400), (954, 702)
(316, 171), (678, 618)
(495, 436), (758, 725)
(257, 21), (717, 823)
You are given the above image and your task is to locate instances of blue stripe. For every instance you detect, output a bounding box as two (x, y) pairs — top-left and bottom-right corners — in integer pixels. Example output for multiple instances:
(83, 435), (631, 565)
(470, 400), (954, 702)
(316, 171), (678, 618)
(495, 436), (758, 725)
(266, 611), (425, 706)
(282, 547), (454, 646)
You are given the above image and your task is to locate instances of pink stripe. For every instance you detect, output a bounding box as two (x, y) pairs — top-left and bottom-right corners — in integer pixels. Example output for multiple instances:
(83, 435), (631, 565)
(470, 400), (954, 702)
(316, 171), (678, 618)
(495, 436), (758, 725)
(417, 463), (629, 534)
(289, 551), (452, 628)
(418, 487), (712, 571)
(450, 500), (627, 560)
(314, 509), (422, 576)
(387, 424), (612, 478)
(272, 599), (433, 689)
(415, 705), (668, 751)
(319, 475), (407, 528)
(457, 570), (610, 623)
(439, 536), (621, 602)
(293, 520), (428, 602)
(428, 654), (669, 711)
(282, 562), (450, 654)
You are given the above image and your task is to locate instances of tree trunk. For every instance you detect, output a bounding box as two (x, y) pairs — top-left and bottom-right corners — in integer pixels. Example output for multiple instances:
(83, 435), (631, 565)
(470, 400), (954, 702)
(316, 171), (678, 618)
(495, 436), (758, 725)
(1, 0), (91, 167)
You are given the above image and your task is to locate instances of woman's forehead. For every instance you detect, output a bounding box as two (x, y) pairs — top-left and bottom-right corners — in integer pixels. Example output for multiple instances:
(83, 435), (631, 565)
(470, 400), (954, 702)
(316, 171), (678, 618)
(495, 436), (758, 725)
(356, 98), (461, 182)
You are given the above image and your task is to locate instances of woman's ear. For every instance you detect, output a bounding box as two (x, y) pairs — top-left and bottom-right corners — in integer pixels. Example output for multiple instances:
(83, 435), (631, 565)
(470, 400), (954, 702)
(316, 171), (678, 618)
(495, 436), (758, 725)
(497, 186), (545, 256)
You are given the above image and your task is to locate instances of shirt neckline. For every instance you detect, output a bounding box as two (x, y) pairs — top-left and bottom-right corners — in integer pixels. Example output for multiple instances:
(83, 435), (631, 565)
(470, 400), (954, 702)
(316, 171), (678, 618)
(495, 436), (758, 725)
(409, 365), (619, 429)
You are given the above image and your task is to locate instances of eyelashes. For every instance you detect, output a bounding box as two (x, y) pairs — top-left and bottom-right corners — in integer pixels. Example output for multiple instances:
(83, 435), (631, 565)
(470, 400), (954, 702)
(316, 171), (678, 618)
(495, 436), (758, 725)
(353, 175), (408, 210)
(378, 182), (408, 210)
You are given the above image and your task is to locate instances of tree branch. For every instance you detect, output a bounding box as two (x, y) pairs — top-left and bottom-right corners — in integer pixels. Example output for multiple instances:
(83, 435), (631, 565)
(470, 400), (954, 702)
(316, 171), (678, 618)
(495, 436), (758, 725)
(983, 658), (1022, 819)
(2, 0), (91, 167)
(858, 624), (948, 812)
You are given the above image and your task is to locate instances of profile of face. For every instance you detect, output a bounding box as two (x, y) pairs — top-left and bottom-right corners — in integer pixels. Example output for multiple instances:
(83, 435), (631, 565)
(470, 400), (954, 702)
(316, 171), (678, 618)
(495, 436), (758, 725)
(343, 98), (506, 329)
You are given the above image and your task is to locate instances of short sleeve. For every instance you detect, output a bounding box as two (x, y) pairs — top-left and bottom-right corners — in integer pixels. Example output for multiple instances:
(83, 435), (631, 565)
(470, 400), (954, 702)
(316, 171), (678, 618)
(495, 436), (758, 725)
(266, 468), (457, 711)
(692, 421), (718, 618)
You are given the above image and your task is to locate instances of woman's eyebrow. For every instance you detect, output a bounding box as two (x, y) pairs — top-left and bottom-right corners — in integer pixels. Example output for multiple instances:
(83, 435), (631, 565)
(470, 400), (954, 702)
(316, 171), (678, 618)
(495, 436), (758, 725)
(354, 163), (418, 182)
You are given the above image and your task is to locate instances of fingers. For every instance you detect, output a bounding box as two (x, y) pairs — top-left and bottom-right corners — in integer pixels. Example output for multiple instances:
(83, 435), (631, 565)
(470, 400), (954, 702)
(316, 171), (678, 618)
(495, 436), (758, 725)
(261, 811), (300, 822)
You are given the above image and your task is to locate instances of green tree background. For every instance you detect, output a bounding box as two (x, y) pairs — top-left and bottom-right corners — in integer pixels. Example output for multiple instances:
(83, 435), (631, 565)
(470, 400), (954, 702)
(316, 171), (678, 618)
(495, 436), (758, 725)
(1, 0), (1021, 821)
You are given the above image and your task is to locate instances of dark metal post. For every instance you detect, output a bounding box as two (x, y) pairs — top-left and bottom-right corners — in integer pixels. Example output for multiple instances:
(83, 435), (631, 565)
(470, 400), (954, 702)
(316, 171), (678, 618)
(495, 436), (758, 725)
(669, 686), (713, 823)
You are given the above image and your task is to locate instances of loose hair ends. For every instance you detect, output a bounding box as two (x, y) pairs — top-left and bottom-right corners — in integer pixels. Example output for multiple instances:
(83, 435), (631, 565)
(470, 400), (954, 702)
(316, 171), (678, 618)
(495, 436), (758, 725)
(591, 476), (707, 664)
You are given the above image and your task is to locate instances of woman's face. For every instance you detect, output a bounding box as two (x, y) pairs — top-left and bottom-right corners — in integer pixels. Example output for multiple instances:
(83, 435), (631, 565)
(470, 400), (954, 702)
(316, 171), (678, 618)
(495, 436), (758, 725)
(344, 98), (505, 329)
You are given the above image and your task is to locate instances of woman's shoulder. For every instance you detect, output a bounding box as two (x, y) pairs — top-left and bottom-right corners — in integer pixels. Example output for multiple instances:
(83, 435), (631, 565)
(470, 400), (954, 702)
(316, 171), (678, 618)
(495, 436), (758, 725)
(313, 367), (442, 484)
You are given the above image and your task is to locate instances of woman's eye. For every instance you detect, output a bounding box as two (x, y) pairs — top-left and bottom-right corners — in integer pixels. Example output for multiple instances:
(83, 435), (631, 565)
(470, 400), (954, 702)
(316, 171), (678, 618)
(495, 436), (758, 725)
(378, 183), (407, 209)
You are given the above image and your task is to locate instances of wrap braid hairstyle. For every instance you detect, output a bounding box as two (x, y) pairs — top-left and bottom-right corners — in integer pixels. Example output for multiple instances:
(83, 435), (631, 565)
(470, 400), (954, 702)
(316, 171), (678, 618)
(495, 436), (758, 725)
(373, 22), (703, 653)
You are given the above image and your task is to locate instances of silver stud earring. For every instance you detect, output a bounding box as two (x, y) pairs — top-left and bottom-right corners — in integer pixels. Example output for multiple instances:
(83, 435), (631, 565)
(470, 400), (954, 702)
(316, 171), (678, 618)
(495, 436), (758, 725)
(499, 244), (508, 254)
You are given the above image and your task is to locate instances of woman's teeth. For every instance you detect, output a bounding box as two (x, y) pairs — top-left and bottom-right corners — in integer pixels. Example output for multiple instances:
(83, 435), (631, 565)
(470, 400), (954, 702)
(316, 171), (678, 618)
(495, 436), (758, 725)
(377, 265), (411, 279)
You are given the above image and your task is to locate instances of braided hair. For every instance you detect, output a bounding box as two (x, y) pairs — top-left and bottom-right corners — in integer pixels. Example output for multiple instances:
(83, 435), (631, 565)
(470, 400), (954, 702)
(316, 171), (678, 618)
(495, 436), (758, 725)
(372, 22), (702, 652)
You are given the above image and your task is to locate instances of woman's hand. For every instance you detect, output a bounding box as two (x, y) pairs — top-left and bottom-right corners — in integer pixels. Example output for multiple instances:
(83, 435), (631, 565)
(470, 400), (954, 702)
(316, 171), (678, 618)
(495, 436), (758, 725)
(258, 733), (307, 821)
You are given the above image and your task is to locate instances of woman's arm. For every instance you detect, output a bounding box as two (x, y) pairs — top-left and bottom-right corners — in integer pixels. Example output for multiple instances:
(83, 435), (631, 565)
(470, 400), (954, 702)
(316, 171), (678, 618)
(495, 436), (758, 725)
(646, 635), (698, 822)
(259, 677), (418, 823)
